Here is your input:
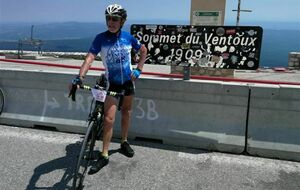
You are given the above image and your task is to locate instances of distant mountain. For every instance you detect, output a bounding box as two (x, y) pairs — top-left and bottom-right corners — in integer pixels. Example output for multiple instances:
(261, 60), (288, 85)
(0, 22), (107, 40)
(1, 20), (299, 41)
(0, 20), (189, 41)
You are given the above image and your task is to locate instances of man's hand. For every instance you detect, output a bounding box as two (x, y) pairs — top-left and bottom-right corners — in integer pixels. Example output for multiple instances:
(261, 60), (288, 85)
(72, 75), (83, 86)
(68, 76), (83, 101)
(131, 68), (142, 81)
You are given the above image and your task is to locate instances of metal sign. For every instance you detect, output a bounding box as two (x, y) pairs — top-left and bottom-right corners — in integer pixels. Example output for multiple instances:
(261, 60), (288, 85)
(131, 25), (263, 70)
(192, 11), (222, 26)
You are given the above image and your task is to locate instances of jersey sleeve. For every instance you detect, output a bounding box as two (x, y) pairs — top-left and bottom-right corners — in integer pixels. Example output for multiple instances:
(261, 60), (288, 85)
(89, 34), (102, 55)
(131, 35), (142, 51)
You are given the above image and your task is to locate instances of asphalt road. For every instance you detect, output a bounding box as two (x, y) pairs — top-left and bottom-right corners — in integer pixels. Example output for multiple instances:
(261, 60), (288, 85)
(0, 124), (299, 190)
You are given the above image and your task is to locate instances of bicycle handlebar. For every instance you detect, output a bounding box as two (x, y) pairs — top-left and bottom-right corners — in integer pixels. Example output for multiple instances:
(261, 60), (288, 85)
(69, 84), (124, 111)
(79, 85), (124, 97)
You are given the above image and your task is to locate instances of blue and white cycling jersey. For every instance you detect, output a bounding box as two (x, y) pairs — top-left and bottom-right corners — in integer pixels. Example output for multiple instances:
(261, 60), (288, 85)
(89, 30), (142, 85)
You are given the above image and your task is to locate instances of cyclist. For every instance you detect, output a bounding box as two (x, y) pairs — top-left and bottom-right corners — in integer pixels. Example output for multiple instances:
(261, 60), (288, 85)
(71, 4), (147, 174)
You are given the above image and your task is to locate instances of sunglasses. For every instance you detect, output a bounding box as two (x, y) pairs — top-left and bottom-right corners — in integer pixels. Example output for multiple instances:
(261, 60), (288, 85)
(106, 16), (121, 22)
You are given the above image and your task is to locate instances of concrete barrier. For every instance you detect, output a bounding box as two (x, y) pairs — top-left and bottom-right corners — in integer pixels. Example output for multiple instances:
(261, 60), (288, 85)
(0, 69), (249, 153)
(0, 70), (92, 133)
(128, 78), (249, 153)
(2, 69), (300, 160)
(247, 84), (300, 161)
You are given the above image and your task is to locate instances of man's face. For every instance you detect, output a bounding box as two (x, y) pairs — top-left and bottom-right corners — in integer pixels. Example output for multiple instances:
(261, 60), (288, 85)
(106, 16), (123, 33)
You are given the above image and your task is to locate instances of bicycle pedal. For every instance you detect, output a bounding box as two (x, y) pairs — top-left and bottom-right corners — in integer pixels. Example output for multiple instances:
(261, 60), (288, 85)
(86, 152), (98, 160)
(95, 135), (102, 140)
(85, 156), (93, 161)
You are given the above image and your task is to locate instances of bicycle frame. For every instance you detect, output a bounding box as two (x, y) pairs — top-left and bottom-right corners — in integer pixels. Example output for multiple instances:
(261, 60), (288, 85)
(72, 83), (124, 189)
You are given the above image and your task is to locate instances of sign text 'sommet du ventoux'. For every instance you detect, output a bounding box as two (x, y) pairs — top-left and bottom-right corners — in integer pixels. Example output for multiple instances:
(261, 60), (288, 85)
(131, 25), (263, 70)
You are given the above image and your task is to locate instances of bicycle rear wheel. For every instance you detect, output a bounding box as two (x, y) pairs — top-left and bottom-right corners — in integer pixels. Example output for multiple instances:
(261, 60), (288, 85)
(0, 88), (4, 115)
(72, 121), (97, 189)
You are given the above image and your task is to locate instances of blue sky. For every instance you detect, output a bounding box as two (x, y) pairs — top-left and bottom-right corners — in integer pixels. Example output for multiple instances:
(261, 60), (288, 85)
(0, 0), (300, 24)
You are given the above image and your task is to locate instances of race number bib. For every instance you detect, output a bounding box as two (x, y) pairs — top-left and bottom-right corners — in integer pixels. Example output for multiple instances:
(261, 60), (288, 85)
(91, 88), (107, 102)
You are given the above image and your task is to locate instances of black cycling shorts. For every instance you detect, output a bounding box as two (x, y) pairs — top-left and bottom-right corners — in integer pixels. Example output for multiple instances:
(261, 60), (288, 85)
(108, 80), (135, 96)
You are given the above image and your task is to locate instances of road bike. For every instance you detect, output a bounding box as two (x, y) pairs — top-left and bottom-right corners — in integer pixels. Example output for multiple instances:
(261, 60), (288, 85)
(70, 77), (124, 190)
(0, 88), (4, 116)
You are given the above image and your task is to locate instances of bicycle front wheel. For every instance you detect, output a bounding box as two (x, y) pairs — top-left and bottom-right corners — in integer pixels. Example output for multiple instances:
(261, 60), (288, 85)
(0, 88), (4, 115)
(72, 121), (96, 189)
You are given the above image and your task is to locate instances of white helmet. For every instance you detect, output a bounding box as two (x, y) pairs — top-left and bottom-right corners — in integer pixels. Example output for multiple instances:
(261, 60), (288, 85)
(105, 4), (127, 19)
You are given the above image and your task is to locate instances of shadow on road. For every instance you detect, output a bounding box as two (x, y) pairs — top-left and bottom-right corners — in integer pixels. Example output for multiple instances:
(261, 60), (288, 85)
(25, 139), (123, 190)
(25, 136), (210, 189)
(26, 142), (80, 190)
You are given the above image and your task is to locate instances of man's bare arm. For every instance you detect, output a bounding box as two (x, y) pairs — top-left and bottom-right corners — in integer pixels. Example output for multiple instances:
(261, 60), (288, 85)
(78, 53), (96, 80)
(136, 44), (147, 71)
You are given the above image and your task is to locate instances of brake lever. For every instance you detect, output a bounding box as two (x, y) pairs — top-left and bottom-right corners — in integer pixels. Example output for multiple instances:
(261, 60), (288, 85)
(68, 84), (77, 101)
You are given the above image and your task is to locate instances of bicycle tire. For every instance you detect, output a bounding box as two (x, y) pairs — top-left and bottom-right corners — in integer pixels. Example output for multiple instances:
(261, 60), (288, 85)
(72, 101), (104, 189)
(72, 121), (97, 190)
(0, 88), (4, 116)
